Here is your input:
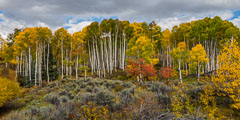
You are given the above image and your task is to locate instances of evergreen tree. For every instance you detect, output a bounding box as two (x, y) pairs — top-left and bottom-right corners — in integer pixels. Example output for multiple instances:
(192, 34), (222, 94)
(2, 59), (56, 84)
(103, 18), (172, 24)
(42, 45), (58, 82)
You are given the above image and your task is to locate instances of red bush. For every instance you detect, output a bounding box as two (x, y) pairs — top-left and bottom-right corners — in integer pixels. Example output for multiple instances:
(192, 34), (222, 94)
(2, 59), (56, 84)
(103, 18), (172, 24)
(158, 66), (174, 79)
(125, 58), (156, 81)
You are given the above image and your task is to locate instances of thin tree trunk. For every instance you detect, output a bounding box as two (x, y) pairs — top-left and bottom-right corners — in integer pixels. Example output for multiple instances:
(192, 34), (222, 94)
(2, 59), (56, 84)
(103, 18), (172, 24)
(84, 59), (87, 80)
(35, 43), (38, 86)
(70, 41), (72, 76)
(167, 46), (169, 66)
(88, 41), (93, 74)
(101, 39), (105, 77)
(109, 32), (112, 74)
(29, 45), (31, 82)
(20, 51), (22, 75)
(179, 60), (182, 84)
(197, 61), (200, 82)
(47, 39), (50, 83)
(75, 47), (78, 80)
(38, 44), (42, 87)
(15, 56), (19, 81)
(104, 36), (109, 73)
(76, 49), (78, 80)
(65, 49), (68, 76)
(122, 33), (126, 71)
(61, 38), (64, 79)
(95, 38), (100, 77)
(114, 28), (118, 71)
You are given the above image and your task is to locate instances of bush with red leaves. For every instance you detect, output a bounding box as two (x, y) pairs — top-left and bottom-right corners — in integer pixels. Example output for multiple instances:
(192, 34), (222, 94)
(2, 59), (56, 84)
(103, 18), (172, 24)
(158, 66), (174, 80)
(125, 58), (156, 81)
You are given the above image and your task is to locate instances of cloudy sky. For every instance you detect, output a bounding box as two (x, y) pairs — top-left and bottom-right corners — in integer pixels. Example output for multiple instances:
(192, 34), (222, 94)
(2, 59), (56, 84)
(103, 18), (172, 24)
(0, 0), (240, 38)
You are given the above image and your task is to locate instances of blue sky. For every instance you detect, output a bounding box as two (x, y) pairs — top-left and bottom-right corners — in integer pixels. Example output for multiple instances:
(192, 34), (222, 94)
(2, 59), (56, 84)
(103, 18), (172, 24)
(0, 11), (3, 22)
(64, 16), (118, 30)
(230, 10), (240, 20)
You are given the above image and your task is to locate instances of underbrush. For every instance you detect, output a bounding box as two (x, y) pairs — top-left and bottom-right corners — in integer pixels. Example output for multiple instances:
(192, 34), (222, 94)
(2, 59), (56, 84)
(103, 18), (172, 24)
(1, 77), (239, 120)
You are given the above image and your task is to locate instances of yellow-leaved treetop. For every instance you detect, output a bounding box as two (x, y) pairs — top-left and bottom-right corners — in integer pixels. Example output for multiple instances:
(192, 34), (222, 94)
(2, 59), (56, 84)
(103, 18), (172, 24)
(0, 77), (20, 107)
(212, 38), (240, 109)
(189, 44), (209, 81)
(127, 35), (158, 64)
(170, 42), (189, 83)
(161, 29), (172, 66)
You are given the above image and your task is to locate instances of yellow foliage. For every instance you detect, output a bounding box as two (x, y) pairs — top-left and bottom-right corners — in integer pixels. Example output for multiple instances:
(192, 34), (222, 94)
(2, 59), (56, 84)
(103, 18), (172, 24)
(80, 102), (109, 120)
(189, 44), (209, 66)
(212, 39), (240, 109)
(171, 83), (188, 118)
(127, 35), (156, 64)
(200, 39), (240, 119)
(0, 77), (20, 107)
(170, 42), (189, 61)
(161, 29), (171, 48)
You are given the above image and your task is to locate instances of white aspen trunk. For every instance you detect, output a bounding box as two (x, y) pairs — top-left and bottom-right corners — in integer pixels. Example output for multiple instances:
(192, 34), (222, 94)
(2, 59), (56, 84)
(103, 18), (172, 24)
(76, 47), (78, 80)
(179, 60), (182, 84)
(92, 40), (96, 73)
(197, 61), (200, 82)
(61, 38), (64, 79)
(122, 33), (126, 71)
(29, 45), (31, 82)
(95, 38), (100, 77)
(206, 40), (210, 72)
(109, 32), (112, 74)
(22, 52), (24, 75)
(84, 60), (86, 80)
(65, 49), (68, 76)
(88, 41), (93, 74)
(114, 28), (118, 71)
(104, 37), (109, 73)
(210, 39), (214, 71)
(20, 51), (22, 75)
(162, 49), (165, 67)
(167, 46), (169, 66)
(214, 40), (217, 71)
(70, 42), (72, 76)
(47, 39), (49, 83)
(101, 39), (105, 77)
(35, 44), (38, 86)
(119, 36), (122, 69)
(179, 51), (182, 84)
(15, 56), (19, 81)
(43, 41), (45, 67)
(38, 44), (42, 87)
(25, 55), (28, 76)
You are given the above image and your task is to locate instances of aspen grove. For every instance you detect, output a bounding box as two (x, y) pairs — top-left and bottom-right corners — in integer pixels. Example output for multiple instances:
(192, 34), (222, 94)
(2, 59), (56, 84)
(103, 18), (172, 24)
(1, 16), (240, 119)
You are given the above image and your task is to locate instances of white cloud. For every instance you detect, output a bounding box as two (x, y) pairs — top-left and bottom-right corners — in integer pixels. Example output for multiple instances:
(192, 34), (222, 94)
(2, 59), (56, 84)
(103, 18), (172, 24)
(210, 10), (233, 20)
(0, 13), (54, 39)
(157, 10), (236, 31)
(0, 0), (240, 37)
(157, 16), (198, 30)
(66, 21), (92, 34)
(0, 11), (91, 39)
(231, 16), (240, 28)
(0, 14), (25, 39)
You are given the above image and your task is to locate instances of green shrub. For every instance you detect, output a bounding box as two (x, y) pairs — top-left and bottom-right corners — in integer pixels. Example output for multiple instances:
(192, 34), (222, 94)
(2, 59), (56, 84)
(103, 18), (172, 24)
(147, 82), (171, 95)
(119, 87), (135, 105)
(96, 90), (115, 107)
(78, 92), (96, 104)
(44, 93), (60, 106)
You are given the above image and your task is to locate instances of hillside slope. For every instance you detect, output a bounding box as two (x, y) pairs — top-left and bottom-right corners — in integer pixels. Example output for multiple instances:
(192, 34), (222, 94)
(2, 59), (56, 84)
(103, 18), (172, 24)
(1, 77), (180, 120)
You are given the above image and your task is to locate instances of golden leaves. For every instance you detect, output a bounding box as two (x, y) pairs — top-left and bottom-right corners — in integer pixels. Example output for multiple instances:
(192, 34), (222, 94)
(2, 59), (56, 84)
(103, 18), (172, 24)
(0, 77), (20, 107)
(189, 44), (209, 64)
